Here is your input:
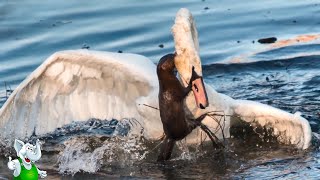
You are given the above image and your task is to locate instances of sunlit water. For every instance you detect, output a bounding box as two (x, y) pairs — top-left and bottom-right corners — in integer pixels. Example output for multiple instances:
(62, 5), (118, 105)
(1, 0), (320, 179)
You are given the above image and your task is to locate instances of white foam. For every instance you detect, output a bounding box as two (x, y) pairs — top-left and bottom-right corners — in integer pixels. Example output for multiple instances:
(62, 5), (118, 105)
(58, 135), (147, 175)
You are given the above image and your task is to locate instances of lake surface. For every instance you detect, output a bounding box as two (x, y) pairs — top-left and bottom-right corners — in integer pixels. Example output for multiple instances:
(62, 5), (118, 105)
(0, 0), (320, 179)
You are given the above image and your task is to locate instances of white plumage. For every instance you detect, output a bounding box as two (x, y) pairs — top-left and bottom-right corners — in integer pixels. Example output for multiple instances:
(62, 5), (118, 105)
(0, 49), (311, 149)
(0, 8), (312, 149)
(0, 50), (161, 140)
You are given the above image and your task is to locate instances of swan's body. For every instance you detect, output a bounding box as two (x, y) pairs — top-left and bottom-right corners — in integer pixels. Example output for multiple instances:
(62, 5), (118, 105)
(0, 8), (312, 149)
(0, 49), (311, 149)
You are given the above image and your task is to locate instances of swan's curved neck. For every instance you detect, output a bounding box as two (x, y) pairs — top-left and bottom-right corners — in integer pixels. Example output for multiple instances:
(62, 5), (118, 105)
(172, 8), (202, 86)
(172, 8), (208, 109)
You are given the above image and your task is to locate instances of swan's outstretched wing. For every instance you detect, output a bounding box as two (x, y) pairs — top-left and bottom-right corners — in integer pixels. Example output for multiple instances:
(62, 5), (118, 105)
(230, 100), (312, 149)
(184, 84), (311, 149)
(0, 50), (160, 142)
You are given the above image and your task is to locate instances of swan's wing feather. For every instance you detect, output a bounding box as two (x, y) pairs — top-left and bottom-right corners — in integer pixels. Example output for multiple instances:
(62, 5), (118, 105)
(0, 50), (158, 141)
(184, 84), (311, 149)
(231, 100), (312, 149)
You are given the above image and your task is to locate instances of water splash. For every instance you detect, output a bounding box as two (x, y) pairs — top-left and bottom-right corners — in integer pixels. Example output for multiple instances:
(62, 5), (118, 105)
(55, 119), (148, 175)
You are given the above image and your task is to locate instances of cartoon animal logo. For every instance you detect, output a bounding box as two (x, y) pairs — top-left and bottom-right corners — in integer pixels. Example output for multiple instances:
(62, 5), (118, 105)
(7, 139), (47, 179)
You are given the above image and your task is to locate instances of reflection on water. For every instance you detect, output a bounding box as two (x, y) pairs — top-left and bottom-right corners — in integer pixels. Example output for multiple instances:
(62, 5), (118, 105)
(0, 0), (320, 179)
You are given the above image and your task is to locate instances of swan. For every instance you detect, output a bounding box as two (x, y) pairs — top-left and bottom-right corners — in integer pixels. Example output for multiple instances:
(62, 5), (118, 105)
(0, 8), (312, 150)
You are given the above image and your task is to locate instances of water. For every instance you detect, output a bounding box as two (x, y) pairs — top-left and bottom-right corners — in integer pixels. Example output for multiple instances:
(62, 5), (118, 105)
(1, 0), (320, 179)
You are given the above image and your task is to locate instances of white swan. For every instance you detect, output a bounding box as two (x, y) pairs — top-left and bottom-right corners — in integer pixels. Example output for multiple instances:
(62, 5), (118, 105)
(0, 8), (311, 149)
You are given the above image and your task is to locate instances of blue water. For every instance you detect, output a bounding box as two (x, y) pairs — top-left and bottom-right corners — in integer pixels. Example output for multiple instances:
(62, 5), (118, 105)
(1, 0), (320, 179)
